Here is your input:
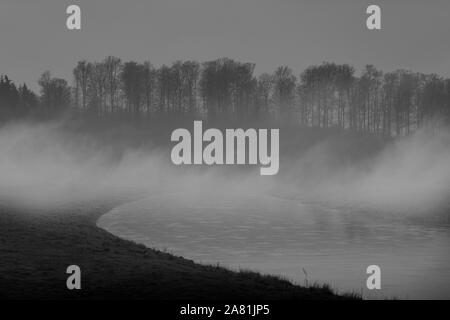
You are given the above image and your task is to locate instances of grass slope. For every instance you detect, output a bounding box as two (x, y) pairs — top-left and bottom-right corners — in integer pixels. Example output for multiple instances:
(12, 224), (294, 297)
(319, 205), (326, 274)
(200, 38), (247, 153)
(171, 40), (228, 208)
(0, 198), (357, 300)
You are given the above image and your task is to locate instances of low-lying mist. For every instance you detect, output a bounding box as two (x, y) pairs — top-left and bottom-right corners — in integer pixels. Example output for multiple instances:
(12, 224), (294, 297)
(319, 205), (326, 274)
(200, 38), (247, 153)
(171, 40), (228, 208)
(1, 119), (449, 218)
(289, 126), (450, 215)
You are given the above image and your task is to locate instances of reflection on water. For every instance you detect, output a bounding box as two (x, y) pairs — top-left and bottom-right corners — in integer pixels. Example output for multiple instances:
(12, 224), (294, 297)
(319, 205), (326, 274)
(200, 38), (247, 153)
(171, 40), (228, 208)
(98, 192), (450, 299)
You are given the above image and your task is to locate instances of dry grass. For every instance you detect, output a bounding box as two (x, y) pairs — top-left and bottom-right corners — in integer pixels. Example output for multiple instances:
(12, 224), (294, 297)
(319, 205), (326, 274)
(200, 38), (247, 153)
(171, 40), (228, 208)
(0, 197), (358, 300)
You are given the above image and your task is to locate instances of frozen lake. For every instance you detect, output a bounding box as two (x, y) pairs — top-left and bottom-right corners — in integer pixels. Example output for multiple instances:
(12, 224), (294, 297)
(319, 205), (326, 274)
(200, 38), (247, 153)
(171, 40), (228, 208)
(98, 192), (450, 299)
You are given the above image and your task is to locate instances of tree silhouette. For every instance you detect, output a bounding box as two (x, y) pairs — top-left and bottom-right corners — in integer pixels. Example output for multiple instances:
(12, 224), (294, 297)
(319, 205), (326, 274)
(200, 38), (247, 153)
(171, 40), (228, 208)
(1, 56), (449, 134)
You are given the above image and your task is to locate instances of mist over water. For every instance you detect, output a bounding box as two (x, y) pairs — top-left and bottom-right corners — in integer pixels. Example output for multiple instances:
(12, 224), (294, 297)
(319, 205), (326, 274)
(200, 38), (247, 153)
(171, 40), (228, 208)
(289, 126), (450, 215)
(1, 119), (450, 298)
(1, 119), (450, 214)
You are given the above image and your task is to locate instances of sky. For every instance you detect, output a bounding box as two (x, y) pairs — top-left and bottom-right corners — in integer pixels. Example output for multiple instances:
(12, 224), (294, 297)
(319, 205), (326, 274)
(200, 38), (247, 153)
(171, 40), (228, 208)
(1, 0), (450, 92)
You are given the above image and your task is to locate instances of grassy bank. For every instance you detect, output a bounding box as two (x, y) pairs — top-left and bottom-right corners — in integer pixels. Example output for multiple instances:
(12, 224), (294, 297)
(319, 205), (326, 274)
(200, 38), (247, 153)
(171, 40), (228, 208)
(0, 196), (357, 300)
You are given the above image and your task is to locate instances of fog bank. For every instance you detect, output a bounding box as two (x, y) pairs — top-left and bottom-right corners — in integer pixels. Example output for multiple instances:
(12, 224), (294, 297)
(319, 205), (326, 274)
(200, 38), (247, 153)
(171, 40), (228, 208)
(0, 120), (449, 216)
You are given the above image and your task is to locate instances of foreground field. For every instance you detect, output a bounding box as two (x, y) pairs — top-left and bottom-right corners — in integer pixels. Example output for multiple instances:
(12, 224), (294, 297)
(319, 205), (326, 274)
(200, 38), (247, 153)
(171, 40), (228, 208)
(0, 197), (355, 300)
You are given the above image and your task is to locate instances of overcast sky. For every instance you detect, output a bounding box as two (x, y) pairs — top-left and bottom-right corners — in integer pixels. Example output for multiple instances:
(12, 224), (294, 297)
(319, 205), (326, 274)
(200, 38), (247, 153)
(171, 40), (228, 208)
(1, 0), (450, 92)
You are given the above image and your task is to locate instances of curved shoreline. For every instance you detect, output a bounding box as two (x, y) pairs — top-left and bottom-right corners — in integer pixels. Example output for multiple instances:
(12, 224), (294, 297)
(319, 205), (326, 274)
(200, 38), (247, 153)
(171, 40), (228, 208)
(94, 196), (359, 299)
(0, 197), (356, 300)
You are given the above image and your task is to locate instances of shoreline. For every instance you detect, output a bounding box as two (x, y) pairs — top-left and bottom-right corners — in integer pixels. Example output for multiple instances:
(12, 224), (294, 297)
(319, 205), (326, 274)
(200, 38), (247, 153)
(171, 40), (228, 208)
(0, 195), (356, 300)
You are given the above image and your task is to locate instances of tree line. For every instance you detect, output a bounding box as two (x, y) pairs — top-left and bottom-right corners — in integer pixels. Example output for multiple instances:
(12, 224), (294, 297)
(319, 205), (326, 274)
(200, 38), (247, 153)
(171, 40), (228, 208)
(1, 57), (449, 135)
(0, 76), (39, 119)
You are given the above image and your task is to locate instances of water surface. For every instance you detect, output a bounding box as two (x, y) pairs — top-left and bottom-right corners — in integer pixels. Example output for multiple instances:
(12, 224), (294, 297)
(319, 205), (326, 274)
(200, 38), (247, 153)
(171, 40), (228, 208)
(98, 192), (450, 299)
